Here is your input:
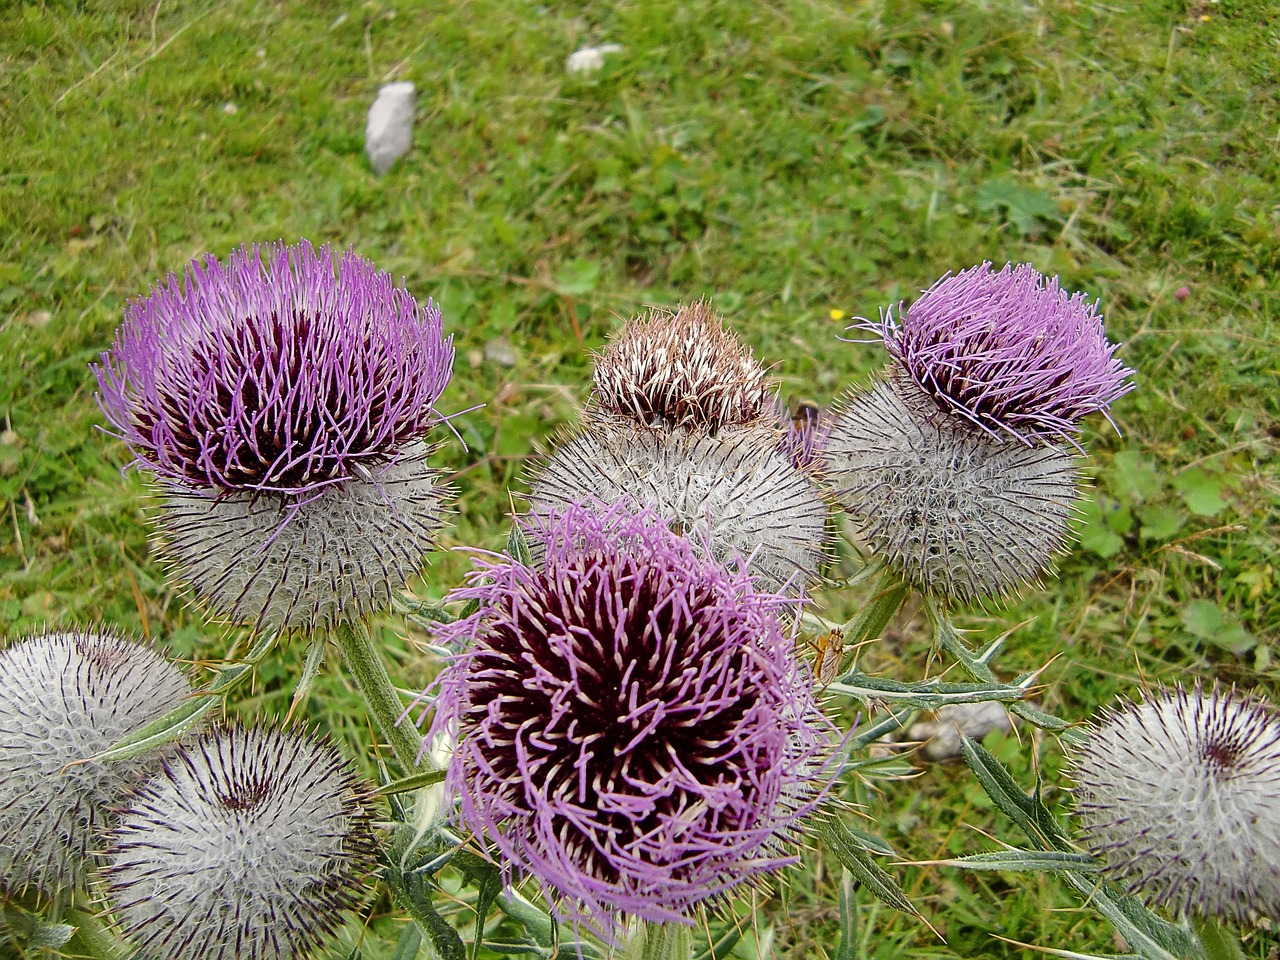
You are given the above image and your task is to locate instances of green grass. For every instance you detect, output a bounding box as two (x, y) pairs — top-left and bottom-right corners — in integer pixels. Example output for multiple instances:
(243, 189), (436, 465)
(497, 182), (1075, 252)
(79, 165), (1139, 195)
(2, 0), (1278, 957)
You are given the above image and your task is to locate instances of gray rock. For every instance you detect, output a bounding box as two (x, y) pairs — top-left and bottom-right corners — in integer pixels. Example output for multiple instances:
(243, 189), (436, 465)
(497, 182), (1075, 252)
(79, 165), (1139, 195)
(365, 82), (416, 175)
(908, 701), (1014, 761)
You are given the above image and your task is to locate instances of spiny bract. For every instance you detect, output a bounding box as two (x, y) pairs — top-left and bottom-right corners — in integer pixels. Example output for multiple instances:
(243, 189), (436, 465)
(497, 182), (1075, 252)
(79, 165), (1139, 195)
(1071, 685), (1280, 922)
(0, 630), (192, 895)
(823, 373), (1078, 603)
(528, 413), (828, 595)
(591, 302), (774, 432)
(106, 724), (377, 960)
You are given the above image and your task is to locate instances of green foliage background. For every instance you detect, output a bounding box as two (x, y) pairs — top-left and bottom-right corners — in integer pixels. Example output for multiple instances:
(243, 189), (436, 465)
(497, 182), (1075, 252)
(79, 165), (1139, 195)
(1, 0), (1277, 956)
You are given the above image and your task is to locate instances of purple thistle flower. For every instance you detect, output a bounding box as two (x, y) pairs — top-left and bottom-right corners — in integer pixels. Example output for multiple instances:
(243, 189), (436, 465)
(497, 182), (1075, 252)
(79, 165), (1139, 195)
(92, 240), (455, 631)
(864, 263), (1134, 445)
(95, 240), (452, 496)
(423, 503), (835, 935)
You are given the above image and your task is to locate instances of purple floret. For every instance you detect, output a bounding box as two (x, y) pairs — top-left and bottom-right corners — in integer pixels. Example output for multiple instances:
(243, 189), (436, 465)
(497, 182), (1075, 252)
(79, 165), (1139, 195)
(423, 503), (835, 936)
(864, 262), (1134, 445)
(94, 240), (454, 495)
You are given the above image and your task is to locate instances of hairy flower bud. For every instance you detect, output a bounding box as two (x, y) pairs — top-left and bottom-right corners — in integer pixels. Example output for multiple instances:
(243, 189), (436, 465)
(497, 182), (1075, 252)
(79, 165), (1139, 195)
(94, 240), (454, 632)
(106, 725), (377, 960)
(0, 630), (192, 895)
(529, 414), (828, 595)
(591, 302), (773, 431)
(1070, 685), (1280, 922)
(824, 373), (1078, 602)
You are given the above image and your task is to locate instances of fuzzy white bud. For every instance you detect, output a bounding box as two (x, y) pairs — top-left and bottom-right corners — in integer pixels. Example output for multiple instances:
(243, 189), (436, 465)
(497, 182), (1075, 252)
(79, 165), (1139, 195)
(1071, 685), (1280, 923)
(0, 630), (192, 895)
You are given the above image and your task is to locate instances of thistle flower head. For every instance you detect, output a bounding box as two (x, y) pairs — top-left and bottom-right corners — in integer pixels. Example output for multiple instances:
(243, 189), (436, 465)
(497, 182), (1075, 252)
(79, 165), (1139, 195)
(823, 373), (1078, 603)
(591, 302), (774, 432)
(865, 262), (1133, 445)
(106, 724), (377, 960)
(528, 414), (829, 595)
(0, 630), (192, 895)
(1070, 685), (1280, 923)
(93, 241), (454, 632)
(425, 503), (835, 934)
(95, 239), (452, 495)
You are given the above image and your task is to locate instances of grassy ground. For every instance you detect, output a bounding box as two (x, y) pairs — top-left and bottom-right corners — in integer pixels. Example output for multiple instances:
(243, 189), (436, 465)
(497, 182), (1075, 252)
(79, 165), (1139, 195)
(2, 0), (1278, 957)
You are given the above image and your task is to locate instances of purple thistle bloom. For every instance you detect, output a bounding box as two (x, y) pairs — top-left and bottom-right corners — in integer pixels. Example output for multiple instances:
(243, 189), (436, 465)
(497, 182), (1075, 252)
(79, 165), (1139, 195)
(864, 262), (1134, 445)
(94, 239), (453, 495)
(423, 503), (835, 935)
(92, 241), (455, 631)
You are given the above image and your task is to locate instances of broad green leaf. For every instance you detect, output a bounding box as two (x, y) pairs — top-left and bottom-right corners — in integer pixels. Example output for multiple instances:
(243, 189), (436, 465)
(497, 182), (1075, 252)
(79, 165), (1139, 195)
(1110, 451), (1163, 501)
(975, 178), (1059, 235)
(1139, 505), (1185, 542)
(1078, 497), (1125, 558)
(553, 258), (600, 296)
(1174, 468), (1227, 517)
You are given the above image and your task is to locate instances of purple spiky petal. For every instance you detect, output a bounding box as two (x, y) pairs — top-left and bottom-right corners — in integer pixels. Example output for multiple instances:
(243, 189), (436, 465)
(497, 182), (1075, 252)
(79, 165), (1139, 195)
(422, 503), (836, 936)
(94, 239), (453, 495)
(863, 262), (1134, 445)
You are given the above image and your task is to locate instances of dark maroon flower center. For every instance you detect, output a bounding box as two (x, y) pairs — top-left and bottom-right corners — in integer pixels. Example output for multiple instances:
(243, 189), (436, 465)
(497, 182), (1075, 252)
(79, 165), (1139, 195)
(139, 312), (413, 491)
(462, 560), (764, 884)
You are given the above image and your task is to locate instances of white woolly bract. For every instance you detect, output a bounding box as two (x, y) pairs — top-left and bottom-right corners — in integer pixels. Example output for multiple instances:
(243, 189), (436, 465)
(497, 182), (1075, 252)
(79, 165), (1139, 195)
(822, 374), (1078, 603)
(158, 441), (445, 633)
(591, 302), (775, 431)
(106, 726), (376, 960)
(527, 415), (829, 595)
(0, 631), (191, 895)
(1071, 686), (1280, 922)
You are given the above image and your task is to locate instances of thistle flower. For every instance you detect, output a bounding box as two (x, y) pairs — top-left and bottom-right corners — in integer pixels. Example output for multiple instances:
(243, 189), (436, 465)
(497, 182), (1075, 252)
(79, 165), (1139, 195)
(591, 302), (774, 432)
(425, 504), (835, 934)
(823, 374), (1078, 602)
(528, 415), (828, 594)
(865, 262), (1133, 445)
(0, 630), (192, 895)
(106, 724), (376, 960)
(94, 240), (454, 632)
(1070, 685), (1280, 923)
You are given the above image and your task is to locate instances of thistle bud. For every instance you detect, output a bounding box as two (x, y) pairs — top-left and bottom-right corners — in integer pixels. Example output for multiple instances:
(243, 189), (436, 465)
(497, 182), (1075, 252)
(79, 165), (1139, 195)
(0, 630), (192, 895)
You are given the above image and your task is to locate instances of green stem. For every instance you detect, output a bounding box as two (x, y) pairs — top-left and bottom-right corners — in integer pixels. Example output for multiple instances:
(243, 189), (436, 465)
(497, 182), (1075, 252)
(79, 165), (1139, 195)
(1195, 916), (1246, 960)
(333, 619), (425, 772)
(65, 908), (131, 960)
(924, 597), (1069, 731)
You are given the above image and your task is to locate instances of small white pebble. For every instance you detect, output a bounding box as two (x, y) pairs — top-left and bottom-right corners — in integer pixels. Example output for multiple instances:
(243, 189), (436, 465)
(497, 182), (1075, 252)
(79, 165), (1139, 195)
(565, 44), (623, 75)
(365, 81), (416, 175)
(222, 102), (238, 115)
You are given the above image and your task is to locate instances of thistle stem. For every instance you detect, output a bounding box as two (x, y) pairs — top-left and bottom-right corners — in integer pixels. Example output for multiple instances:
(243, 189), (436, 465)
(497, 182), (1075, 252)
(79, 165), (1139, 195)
(65, 908), (131, 960)
(1194, 917), (1246, 960)
(333, 619), (425, 771)
(924, 597), (1069, 731)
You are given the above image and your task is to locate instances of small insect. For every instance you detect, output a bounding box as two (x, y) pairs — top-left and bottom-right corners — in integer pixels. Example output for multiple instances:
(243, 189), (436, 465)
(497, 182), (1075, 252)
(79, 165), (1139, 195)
(813, 628), (844, 687)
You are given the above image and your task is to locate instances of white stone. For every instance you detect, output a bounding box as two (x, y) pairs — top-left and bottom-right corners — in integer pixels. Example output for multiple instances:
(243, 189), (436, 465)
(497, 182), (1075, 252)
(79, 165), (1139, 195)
(565, 44), (623, 75)
(365, 81), (416, 175)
